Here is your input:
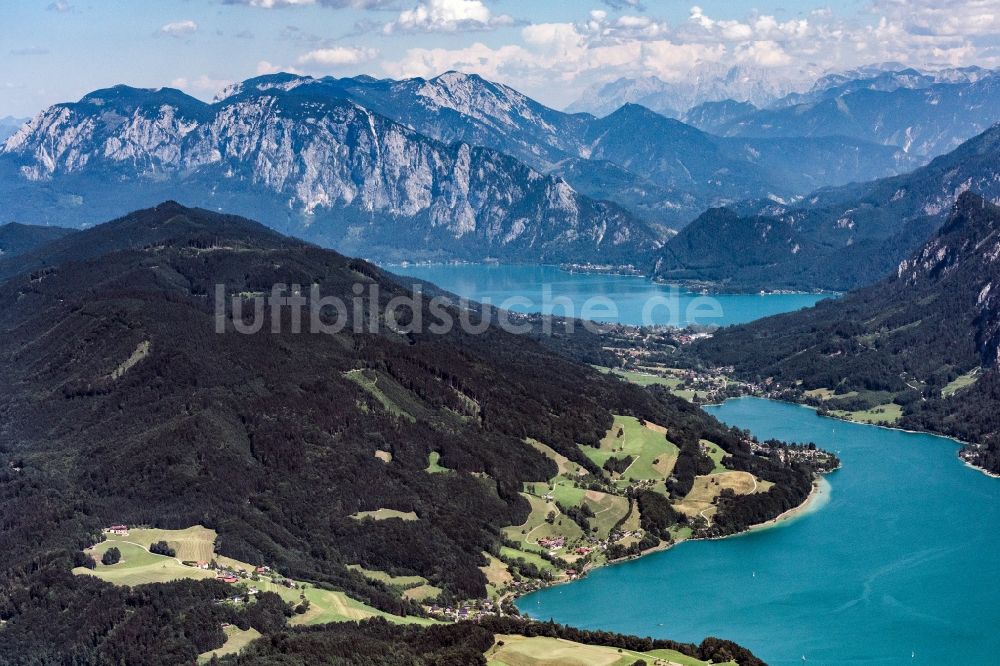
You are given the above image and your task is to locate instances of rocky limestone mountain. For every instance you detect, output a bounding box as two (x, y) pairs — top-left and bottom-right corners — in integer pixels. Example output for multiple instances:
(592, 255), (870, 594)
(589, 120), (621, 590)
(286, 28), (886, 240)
(0, 82), (659, 264)
(227, 73), (910, 229)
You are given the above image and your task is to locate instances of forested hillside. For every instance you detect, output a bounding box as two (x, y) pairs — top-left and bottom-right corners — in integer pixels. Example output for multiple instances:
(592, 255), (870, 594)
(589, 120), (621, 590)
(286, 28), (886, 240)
(0, 202), (799, 662)
(0, 221), (75, 258)
(694, 192), (1000, 473)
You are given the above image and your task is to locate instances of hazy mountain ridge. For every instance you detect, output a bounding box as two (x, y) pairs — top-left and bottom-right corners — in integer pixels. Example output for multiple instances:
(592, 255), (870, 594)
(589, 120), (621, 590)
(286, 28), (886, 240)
(694, 67), (1000, 159)
(0, 221), (76, 259)
(654, 123), (1000, 291)
(0, 115), (28, 142)
(566, 63), (816, 118)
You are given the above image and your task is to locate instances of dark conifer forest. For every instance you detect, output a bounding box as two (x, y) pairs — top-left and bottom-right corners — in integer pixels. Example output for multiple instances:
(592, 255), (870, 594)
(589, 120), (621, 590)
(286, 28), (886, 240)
(0, 203), (789, 663)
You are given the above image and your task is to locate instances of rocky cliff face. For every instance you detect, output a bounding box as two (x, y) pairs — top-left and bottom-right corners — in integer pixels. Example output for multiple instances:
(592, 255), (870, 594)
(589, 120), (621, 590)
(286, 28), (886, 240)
(1, 82), (658, 263)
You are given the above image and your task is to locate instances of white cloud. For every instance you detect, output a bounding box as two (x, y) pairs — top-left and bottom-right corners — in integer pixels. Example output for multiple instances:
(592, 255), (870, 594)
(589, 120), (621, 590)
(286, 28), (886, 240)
(170, 75), (232, 97)
(46, 1), (72, 12)
(256, 60), (305, 75)
(227, 0), (316, 6)
(379, 2), (1000, 108)
(159, 20), (199, 37)
(297, 46), (379, 66)
(384, 0), (514, 34)
(223, 0), (398, 7)
(871, 0), (1000, 37)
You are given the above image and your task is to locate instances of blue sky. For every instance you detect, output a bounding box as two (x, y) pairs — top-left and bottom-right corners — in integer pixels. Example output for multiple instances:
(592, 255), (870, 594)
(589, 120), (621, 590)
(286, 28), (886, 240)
(2, 0), (997, 117)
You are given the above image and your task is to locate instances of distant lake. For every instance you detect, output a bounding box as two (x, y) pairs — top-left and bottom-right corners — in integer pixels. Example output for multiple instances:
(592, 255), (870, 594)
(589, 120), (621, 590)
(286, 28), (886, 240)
(517, 398), (1000, 665)
(386, 264), (829, 326)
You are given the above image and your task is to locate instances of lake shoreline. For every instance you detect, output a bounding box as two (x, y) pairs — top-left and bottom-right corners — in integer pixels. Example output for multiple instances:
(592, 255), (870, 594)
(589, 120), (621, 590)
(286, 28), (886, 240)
(748, 393), (1000, 479)
(514, 465), (832, 609)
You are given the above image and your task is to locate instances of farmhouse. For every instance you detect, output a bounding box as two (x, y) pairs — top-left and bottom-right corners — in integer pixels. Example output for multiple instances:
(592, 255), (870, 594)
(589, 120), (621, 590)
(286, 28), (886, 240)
(106, 524), (128, 535)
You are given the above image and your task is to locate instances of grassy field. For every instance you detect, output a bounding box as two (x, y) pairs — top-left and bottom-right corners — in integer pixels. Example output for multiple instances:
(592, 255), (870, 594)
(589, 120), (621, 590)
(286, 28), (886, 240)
(75, 527), (434, 627)
(499, 546), (557, 573)
(348, 564), (441, 601)
(699, 440), (728, 474)
(347, 564), (428, 588)
(197, 626), (261, 663)
(75, 538), (217, 586)
(481, 552), (516, 599)
(942, 368), (980, 397)
(583, 416), (679, 483)
(594, 366), (683, 389)
(247, 575), (437, 626)
(502, 493), (584, 550)
(120, 525), (217, 562)
(402, 583), (443, 601)
(674, 472), (773, 522)
(425, 451), (450, 473)
(584, 490), (631, 538)
(344, 368), (441, 422)
(526, 439), (586, 478)
(830, 402), (903, 425)
(804, 388), (859, 401)
(350, 508), (419, 521)
(486, 634), (725, 666)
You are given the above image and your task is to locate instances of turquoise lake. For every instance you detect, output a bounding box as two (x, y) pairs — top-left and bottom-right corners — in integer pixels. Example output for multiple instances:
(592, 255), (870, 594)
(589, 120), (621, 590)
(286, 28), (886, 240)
(517, 398), (1000, 665)
(388, 264), (828, 326)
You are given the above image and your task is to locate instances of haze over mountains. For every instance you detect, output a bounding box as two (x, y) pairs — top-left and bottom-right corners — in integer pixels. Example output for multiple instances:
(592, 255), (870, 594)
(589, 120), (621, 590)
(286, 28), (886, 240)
(655, 123), (1000, 291)
(574, 64), (1000, 161)
(566, 63), (818, 119)
(0, 116), (28, 142)
(695, 67), (1000, 159)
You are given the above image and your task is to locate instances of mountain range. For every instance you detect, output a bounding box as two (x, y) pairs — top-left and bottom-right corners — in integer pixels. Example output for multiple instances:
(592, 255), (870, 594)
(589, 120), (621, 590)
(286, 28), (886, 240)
(693, 192), (1000, 474)
(693, 67), (1000, 159)
(566, 63), (818, 118)
(654, 123), (1000, 291)
(0, 71), (921, 262)
(0, 79), (657, 264)
(3, 66), (1000, 285)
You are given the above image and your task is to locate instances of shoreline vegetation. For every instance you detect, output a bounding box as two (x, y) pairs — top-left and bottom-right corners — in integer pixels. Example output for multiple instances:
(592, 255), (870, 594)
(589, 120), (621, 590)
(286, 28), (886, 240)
(766, 394), (997, 477)
(514, 468), (834, 611)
